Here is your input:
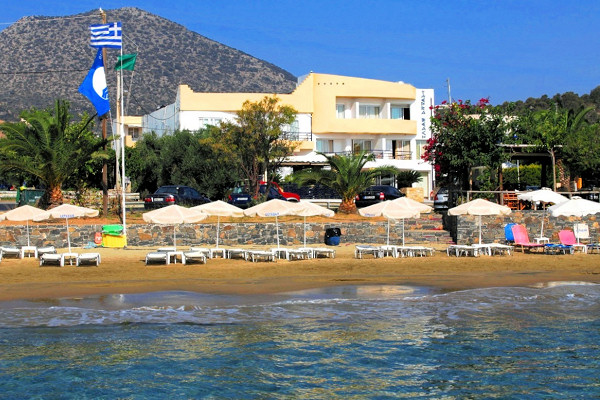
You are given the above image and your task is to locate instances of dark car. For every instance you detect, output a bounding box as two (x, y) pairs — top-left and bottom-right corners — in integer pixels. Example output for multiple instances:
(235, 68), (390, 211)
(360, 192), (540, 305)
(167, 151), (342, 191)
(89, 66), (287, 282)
(433, 187), (449, 210)
(355, 185), (403, 208)
(144, 185), (211, 209)
(227, 184), (286, 209)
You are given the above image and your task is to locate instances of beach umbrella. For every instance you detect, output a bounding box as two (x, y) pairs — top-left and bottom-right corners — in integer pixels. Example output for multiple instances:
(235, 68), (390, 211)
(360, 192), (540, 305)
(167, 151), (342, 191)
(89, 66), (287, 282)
(143, 204), (207, 249)
(359, 199), (426, 245)
(191, 200), (244, 248)
(517, 188), (569, 237)
(448, 198), (511, 244)
(292, 201), (335, 247)
(33, 204), (100, 252)
(243, 199), (300, 248)
(548, 196), (600, 217)
(0, 205), (45, 246)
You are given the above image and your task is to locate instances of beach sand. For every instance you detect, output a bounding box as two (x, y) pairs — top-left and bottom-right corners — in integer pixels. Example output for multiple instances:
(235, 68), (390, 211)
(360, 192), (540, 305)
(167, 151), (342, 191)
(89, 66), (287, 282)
(1, 243), (599, 301)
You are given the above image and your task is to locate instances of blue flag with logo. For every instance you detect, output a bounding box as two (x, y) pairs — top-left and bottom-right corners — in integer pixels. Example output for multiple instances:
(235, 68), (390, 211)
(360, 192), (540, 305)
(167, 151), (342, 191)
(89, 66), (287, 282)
(78, 49), (110, 116)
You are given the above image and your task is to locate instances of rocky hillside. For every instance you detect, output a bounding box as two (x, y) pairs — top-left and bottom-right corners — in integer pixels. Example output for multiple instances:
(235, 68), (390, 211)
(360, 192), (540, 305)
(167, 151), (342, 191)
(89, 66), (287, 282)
(0, 7), (297, 120)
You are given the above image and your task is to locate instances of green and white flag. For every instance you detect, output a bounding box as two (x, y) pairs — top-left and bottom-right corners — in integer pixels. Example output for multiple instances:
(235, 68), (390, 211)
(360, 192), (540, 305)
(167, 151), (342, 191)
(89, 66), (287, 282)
(114, 53), (137, 71)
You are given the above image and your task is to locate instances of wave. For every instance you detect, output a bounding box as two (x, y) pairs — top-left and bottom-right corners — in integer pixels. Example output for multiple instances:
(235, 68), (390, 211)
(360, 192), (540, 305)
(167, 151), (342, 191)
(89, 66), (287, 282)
(0, 283), (598, 328)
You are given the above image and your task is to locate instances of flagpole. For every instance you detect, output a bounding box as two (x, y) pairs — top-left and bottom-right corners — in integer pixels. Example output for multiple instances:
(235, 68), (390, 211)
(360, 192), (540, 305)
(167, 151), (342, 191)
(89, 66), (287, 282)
(100, 8), (109, 218)
(119, 47), (127, 241)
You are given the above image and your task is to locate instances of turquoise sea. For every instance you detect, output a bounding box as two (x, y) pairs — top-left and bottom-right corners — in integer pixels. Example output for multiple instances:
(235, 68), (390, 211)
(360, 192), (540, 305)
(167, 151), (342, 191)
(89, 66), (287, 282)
(1, 283), (599, 399)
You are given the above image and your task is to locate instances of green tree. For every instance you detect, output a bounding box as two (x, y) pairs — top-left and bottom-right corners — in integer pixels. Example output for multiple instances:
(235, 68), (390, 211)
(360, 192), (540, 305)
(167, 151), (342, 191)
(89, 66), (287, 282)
(422, 98), (507, 190)
(0, 100), (106, 207)
(291, 151), (400, 214)
(211, 96), (297, 200)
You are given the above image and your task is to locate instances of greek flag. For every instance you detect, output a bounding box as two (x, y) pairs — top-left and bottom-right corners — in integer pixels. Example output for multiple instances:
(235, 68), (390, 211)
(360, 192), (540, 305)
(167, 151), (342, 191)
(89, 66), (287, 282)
(90, 22), (122, 48)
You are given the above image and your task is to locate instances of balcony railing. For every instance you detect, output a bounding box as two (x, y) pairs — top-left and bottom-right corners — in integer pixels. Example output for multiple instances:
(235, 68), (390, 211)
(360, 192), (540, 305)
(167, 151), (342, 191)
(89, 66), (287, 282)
(320, 150), (413, 160)
(281, 131), (313, 141)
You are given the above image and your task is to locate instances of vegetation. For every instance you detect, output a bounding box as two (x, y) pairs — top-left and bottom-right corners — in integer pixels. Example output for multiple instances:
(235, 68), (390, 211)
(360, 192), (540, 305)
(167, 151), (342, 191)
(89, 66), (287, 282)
(291, 151), (400, 214)
(0, 100), (107, 207)
(207, 96), (297, 200)
(396, 170), (422, 188)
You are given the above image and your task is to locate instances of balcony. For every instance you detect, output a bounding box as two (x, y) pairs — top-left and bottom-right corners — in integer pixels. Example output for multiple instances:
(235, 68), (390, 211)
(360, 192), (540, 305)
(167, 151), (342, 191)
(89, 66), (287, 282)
(321, 150), (413, 161)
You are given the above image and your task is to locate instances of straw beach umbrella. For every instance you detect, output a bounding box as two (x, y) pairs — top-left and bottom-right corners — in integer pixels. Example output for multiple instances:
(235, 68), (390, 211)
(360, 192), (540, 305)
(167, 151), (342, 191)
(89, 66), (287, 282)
(33, 204), (99, 252)
(191, 200), (244, 248)
(243, 199), (300, 248)
(143, 204), (207, 248)
(448, 198), (511, 244)
(0, 205), (45, 246)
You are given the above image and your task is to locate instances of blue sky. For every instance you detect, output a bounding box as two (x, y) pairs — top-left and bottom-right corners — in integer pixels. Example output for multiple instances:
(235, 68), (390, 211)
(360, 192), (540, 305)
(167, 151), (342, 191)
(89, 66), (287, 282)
(2, 1), (599, 105)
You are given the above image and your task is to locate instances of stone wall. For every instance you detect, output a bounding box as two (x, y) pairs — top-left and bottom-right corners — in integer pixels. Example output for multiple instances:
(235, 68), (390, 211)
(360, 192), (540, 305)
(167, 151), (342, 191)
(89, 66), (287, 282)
(0, 215), (453, 248)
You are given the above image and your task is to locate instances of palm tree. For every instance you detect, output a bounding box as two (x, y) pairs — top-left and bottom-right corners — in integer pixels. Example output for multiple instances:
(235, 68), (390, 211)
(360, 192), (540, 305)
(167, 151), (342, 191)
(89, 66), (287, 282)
(0, 100), (105, 207)
(292, 151), (400, 214)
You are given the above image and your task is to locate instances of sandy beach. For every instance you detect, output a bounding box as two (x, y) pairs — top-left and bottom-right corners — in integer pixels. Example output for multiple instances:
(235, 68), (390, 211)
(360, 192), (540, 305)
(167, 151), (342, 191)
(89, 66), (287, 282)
(1, 242), (599, 301)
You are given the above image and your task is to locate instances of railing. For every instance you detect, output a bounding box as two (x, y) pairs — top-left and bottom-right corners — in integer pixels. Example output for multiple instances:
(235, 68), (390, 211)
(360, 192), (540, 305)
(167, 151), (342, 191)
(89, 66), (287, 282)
(320, 150), (413, 160)
(281, 131), (312, 141)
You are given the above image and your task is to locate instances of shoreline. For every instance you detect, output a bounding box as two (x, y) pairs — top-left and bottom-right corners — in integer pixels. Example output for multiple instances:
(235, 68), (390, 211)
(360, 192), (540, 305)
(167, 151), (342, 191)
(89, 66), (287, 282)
(0, 244), (599, 301)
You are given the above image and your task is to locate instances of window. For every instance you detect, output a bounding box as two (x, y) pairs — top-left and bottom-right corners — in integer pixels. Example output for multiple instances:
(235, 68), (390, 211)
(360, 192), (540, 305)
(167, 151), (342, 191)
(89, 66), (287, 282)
(416, 140), (427, 160)
(199, 117), (223, 128)
(359, 104), (380, 119)
(128, 127), (141, 140)
(353, 139), (372, 153)
(316, 139), (334, 153)
(391, 105), (410, 120)
(336, 104), (345, 118)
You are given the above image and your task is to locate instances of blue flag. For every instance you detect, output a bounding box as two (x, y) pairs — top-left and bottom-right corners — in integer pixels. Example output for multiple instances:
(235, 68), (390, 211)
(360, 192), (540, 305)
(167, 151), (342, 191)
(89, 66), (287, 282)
(78, 49), (110, 116)
(90, 22), (122, 49)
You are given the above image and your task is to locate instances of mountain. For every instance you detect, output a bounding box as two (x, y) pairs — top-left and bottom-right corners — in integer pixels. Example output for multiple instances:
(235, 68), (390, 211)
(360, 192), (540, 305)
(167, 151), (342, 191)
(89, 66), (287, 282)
(0, 7), (297, 121)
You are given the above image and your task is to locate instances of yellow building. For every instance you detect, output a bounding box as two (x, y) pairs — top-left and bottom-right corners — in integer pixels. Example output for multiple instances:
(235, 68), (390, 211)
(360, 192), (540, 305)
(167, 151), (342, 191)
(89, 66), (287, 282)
(140, 72), (435, 196)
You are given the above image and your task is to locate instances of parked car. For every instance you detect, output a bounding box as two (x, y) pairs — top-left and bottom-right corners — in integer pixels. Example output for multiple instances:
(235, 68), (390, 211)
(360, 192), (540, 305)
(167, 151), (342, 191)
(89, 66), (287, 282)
(433, 187), (449, 210)
(227, 181), (299, 209)
(355, 185), (403, 208)
(144, 185), (211, 209)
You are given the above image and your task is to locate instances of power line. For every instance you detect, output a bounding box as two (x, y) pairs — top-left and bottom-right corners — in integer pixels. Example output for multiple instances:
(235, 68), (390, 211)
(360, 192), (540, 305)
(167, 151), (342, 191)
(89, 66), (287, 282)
(0, 68), (88, 75)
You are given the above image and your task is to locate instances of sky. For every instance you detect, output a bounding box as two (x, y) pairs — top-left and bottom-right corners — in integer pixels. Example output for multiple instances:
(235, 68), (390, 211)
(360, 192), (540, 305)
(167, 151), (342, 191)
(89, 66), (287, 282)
(2, 0), (599, 105)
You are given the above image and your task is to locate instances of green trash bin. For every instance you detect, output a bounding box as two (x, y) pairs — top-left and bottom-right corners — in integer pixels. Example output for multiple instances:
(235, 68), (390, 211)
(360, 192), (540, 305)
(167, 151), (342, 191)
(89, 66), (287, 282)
(17, 189), (45, 206)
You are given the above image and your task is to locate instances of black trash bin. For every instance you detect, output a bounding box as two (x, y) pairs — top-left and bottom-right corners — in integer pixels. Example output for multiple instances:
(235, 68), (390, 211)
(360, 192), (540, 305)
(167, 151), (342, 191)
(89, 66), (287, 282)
(325, 227), (342, 246)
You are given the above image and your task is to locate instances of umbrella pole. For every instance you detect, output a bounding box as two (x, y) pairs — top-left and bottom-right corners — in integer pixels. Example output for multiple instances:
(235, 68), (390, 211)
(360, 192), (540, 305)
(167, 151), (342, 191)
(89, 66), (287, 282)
(386, 218), (390, 246)
(173, 225), (177, 249)
(478, 215), (482, 244)
(66, 218), (71, 253)
(276, 216), (280, 249)
(303, 216), (307, 248)
(26, 220), (30, 247)
(541, 209), (545, 238)
(402, 218), (405, 246)
(216, 215), (220, 248)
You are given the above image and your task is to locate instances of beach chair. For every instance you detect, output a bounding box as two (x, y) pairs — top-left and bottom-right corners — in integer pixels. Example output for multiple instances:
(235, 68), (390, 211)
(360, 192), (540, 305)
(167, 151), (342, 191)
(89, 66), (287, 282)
(354, 245), (383, 259)
(1, 246), (21, 259)
(511, 224), (545, 253)
(504, 223), (517, 244)
(37, 246), (57, 257)
(227, 248), (248, 260)
(182, 251), (207, 265)
(309, 247), (336, 258)
(39, 253), (63, 267)
(558, 230), (587, 254)
(446, 245), (480, 257)
(21, 246), (38, 258)
(145, 252), (169, 265)
(247, 249), (276, 262)
(77, 253), (101, 266)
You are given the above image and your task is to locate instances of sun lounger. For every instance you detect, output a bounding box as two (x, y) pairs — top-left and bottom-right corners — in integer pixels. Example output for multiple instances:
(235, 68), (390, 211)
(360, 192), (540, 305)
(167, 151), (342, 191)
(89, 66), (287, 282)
(446, 245), (480, 257)
(182, 251), (207, 265)
(61, 252), (79, 266)
(227, 248), (248, 260)
(558, 230), (587, 254)
(1, 246), (21, 259)
(209, 248), (227, 259)
(247, 250), (276, 262)
(354, 245), (383, 259)
(21, 246), (38, 258)
(487, 243), (513, 255)
(298, 247), (335, 259)
(511, 224), (545, 253)
(37, 246), (57, 257)
(544, 243), (572, 255)
(39, 253), (63, 266)
(77, 253), (101, 266)
(145, 252), (169, 265)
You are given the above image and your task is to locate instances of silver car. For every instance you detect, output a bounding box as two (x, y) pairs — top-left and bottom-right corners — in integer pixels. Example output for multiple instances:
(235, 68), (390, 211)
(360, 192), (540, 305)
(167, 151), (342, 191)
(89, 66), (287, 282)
(433, 187), (449, 210)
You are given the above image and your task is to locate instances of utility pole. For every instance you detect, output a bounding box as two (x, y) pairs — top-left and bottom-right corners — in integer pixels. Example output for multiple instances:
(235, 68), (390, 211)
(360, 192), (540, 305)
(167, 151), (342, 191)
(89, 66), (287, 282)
(100, 8), (108, 218)
(446, 78), (452, 104)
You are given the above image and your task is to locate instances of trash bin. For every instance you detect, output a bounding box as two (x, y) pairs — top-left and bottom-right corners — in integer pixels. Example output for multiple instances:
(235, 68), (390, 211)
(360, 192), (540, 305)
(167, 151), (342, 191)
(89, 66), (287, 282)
(17, 189), (45, 206)
(102, 224), (127, 248)
(325, 227), (342, 246)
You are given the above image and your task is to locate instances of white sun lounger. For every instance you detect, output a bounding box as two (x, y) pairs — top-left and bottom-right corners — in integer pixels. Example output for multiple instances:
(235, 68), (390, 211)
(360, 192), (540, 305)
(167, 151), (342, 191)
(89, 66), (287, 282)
(145, 252), (169, 265)
(39, 253), (64, 267)
(247, 250), (276, 262)
(77, 253), (101, 266)
(37, 246), (57, 257)
(182, 251), (207, 265)
(1, 246), (21, 259)
(355, 245), (383, 259)
(227, 248), (248, 260)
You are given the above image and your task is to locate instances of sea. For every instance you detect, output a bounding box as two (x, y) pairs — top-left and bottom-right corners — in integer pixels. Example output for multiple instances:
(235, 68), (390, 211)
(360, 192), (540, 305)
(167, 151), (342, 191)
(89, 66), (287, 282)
(0, 283), (599, 399)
